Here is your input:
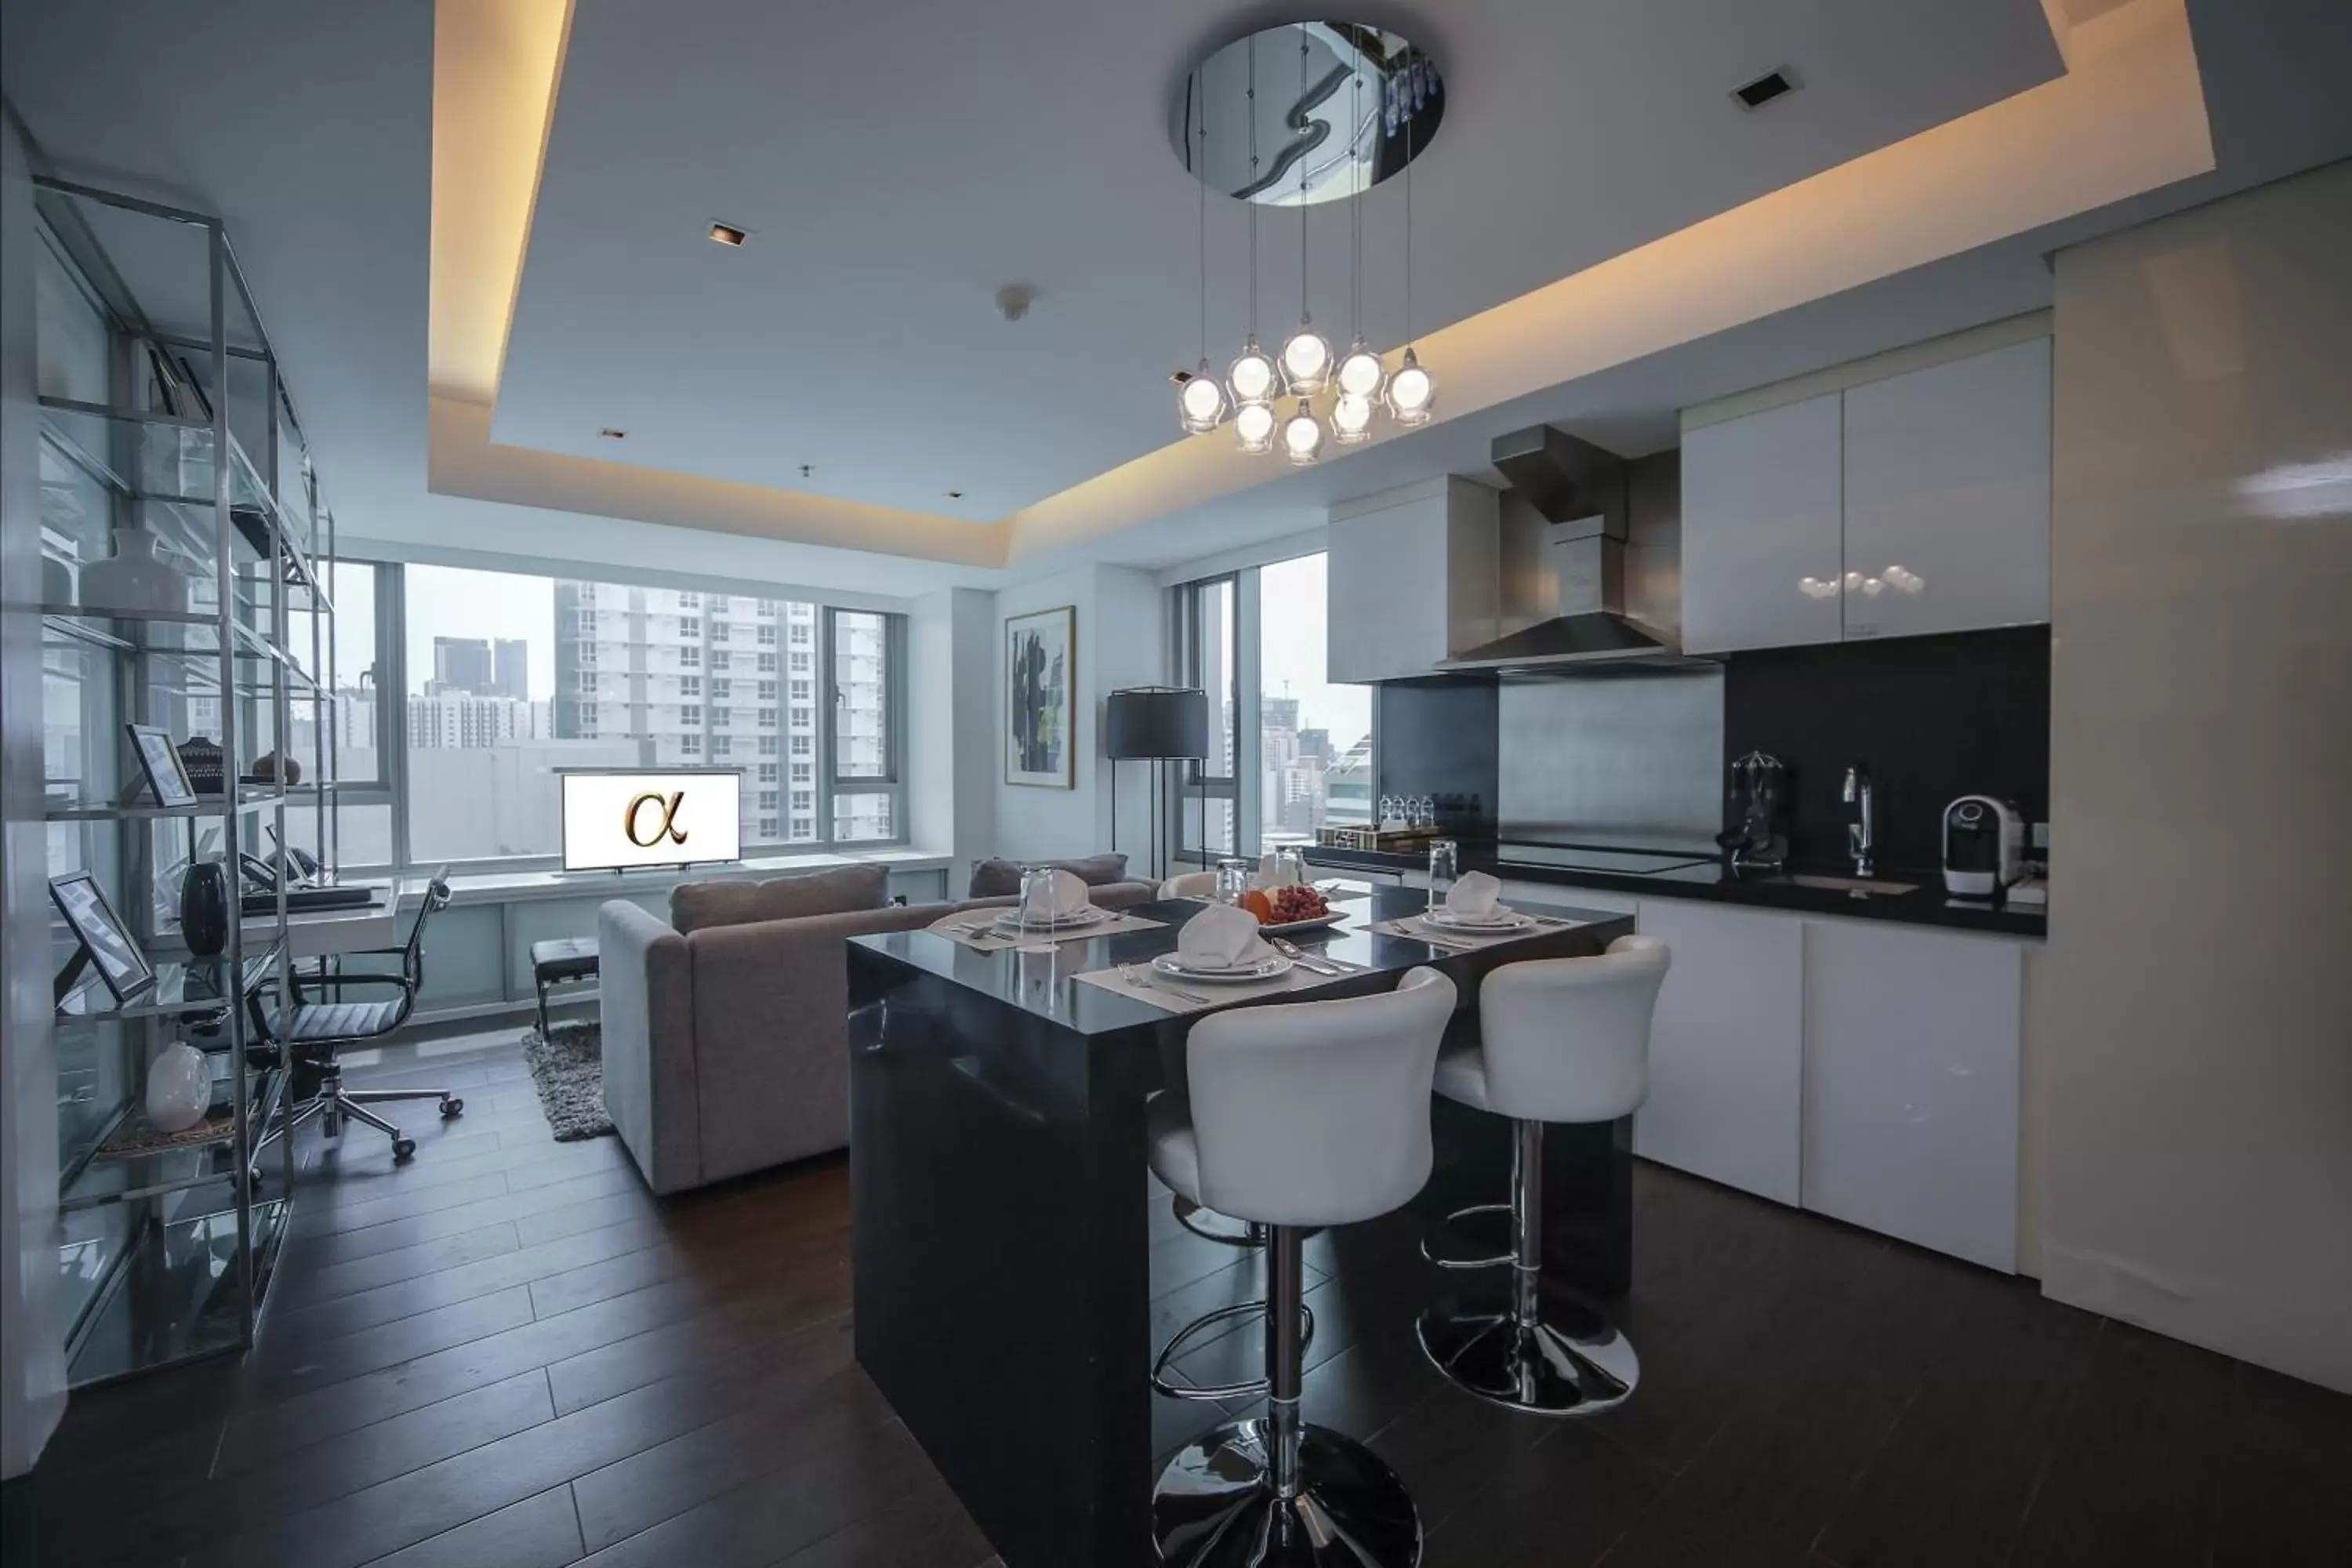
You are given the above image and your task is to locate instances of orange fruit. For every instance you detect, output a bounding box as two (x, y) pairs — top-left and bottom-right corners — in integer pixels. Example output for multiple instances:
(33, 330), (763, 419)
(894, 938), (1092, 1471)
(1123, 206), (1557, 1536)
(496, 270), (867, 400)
(1240, 890), (1274, 924)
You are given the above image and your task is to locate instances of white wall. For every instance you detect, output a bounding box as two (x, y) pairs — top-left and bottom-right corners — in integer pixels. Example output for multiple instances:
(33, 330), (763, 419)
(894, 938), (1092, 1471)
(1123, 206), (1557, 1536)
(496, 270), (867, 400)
(992, 564), (1164, 872)
(2042, 160), (2352, 1392)
(0, 100), (69, 1478)
(907, 586), (996, 868)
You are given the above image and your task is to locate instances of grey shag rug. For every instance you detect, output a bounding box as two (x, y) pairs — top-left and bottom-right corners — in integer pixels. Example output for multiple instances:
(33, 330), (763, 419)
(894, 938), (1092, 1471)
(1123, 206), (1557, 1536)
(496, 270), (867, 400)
(521, 1022), (616, 1142)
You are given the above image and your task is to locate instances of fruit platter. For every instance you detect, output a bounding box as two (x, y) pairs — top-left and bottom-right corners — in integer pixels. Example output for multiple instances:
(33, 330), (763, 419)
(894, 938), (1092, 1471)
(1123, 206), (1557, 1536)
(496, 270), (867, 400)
(1238, 883), (1345, 936)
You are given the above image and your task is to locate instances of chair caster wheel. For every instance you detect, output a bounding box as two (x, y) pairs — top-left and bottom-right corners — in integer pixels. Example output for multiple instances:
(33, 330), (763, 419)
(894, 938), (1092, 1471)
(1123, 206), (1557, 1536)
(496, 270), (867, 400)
(392, 1137), (416, 1162)
(439, 1098), (464, 1119)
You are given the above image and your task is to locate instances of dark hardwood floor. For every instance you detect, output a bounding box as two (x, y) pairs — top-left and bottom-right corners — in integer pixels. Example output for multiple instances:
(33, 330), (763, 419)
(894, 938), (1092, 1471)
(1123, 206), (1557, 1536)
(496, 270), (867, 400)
(6, 1025), (2347, 1567)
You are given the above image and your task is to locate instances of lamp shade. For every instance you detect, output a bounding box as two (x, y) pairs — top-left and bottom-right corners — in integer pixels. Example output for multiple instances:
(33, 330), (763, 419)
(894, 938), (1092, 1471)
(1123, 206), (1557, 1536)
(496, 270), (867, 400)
(1104, 686), (1208, 760)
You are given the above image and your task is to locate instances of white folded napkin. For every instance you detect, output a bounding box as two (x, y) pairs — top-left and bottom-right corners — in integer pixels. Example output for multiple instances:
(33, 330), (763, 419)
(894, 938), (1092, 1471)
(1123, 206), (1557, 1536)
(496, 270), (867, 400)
(1255, 852), (1301, 889)
(1176, 902), (1275, 969)
(1045, 869), (1092, 916)
(1443, 869), (1504, 919)
(1014, 868), (1091, 921)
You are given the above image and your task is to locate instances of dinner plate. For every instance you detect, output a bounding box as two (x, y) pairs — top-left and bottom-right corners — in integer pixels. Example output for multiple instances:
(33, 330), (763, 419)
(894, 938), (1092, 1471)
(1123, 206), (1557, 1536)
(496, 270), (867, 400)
(1258, 910), (1345, 937)
(1152, 953), (1293, 984)
(993, 905), (1109, 931)
(1424, 907), (1533, 931)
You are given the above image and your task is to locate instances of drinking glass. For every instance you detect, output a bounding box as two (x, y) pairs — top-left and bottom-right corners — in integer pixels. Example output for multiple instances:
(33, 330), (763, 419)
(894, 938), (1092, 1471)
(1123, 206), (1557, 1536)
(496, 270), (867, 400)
(1214, 858), (1251, 906)
(1018, 865), (1056, 931)
(1426, 839), (1458, 915)
(1377, 795), (1398, 829)
(1274, 846), (1306, 888)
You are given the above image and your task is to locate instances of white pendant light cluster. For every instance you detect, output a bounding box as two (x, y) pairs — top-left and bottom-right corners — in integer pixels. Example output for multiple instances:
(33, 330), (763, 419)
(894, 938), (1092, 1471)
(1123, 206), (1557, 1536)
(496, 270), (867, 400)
(1174, 24), (1438, 462)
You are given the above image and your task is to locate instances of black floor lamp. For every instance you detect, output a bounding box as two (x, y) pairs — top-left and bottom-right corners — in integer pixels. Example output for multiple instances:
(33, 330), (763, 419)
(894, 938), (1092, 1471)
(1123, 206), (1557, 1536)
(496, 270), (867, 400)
(1105, 686), (1207, 884)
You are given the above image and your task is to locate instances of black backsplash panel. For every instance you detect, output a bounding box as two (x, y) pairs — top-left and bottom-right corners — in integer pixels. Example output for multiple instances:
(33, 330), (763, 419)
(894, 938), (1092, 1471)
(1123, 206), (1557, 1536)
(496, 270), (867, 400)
(1374, 677), (1500, 835)
(1721, 626), (2050, 873)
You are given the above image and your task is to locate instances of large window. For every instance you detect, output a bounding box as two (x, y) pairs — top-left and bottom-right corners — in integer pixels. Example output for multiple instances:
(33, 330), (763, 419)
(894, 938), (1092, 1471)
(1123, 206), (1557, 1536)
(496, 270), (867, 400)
(1175, 576), (1240, 858)
(1256, 554), (1372, 844)
(1174, 553), (1370, 862)
(387, 564), (905, 867)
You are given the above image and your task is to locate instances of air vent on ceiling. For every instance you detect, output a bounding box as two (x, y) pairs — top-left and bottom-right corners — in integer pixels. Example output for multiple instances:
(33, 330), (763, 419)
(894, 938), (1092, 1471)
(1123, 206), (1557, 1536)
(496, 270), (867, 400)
(1733, 68), (1798, 111)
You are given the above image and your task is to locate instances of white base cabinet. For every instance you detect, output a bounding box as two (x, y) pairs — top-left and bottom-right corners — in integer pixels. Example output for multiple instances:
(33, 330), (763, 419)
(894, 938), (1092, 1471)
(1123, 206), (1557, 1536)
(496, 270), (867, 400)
(1800, 920), (2024, 1272)
(1632, 901), (1805, 1205)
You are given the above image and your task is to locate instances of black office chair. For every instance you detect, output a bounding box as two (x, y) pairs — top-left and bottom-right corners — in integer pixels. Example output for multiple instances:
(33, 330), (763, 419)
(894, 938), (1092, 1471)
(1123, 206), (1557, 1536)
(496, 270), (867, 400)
(254, 868), (459, 1163)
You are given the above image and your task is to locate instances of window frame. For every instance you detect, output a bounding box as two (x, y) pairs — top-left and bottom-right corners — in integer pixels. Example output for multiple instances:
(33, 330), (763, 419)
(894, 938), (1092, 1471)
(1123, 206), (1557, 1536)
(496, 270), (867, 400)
(376, 558), (913, 873)
(1167, 554), (1370, 866)
(819, 605), (907, 845)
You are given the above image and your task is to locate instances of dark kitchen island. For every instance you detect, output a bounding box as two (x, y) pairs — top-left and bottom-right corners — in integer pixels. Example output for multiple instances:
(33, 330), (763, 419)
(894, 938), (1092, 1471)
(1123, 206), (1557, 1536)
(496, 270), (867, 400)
(844, 886), (1636, 1567)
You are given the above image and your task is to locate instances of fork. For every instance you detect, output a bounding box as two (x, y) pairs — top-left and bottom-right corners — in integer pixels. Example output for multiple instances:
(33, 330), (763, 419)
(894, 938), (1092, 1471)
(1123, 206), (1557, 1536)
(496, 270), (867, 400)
(1120, 962), (1210, 1006)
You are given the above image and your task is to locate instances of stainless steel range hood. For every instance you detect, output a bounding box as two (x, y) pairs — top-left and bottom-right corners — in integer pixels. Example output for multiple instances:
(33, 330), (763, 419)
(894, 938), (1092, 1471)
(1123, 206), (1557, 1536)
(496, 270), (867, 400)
(1440, 426), (1706, 673)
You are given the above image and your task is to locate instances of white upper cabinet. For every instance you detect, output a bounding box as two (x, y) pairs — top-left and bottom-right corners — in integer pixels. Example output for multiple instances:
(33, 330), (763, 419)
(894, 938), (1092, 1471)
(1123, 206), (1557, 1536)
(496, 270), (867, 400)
(1327, 477), (1500, 684)
(1680, 393), (1844, 654)
(1840, 337), (2052, 641)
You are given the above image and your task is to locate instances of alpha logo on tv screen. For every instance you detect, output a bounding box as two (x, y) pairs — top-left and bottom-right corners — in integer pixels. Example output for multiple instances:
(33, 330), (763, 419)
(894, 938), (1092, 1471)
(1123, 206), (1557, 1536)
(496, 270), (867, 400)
(560, 771), (743, 872)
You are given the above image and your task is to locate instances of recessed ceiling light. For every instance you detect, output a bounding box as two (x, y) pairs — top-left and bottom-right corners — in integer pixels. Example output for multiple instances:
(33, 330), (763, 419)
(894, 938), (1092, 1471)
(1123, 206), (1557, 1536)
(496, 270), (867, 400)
(1733, 68), (1798, 110)
(598, 427), (626, 440)
(708, 221), (748, 247)
(945, 489), (964, 499)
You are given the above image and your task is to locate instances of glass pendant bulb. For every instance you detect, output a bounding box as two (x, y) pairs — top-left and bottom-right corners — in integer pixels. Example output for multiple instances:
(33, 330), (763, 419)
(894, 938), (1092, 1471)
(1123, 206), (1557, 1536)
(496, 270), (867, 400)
(1233, 399), (1277, 454)
(1334, 337), (1386, 401)
(1279, 319), (1332, 395)
(1331, 390), (1375, 445)
(1280, 398), (1323, 466)
(1385, 347), (1436, 426)
(1178, 359), (1229, 435)
(1229, 336), (1279, 408)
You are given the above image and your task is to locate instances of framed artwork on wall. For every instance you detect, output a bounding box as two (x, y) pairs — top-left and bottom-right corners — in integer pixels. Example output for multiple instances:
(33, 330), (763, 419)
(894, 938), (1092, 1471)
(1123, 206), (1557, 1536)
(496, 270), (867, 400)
(1005, 605), (1076, 789)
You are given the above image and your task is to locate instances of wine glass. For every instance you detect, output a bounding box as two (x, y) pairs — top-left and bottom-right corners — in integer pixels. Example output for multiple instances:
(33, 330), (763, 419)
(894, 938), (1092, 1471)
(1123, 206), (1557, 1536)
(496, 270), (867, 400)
(1426, 839), (1458, 916)
(1018, 865), (1057, 931)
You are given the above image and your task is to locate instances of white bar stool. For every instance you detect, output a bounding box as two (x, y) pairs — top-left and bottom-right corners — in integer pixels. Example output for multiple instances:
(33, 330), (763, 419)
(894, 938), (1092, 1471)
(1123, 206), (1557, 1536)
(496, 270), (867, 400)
(1148, 967), (1457, 1568)
(1417, 935), (1669, 1417)
(1157, 866), (1272, 1250)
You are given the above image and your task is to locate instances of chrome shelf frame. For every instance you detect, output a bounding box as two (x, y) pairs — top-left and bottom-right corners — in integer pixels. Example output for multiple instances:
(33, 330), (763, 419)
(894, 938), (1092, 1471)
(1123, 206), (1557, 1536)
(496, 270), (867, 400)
(32, 171), (341, 1388)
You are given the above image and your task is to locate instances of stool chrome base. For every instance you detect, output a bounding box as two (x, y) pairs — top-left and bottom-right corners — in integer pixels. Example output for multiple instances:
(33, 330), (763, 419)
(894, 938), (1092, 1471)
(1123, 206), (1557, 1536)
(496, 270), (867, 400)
(1415, 1287), (1639, 1417)
(1152, 1418), (1421, 1568)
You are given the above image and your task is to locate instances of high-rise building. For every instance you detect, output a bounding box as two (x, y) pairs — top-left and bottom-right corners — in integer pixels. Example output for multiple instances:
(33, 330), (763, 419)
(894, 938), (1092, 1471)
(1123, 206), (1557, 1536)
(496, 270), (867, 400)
(492, 637), (528, 699)
(429, 635), (492, 695)
(551, 586), (885, 847)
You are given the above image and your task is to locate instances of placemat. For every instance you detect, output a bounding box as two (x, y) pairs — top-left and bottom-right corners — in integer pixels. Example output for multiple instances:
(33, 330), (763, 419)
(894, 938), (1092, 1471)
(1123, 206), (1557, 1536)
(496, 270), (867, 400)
(1071, 957), (1352, 1014)
(1367, 912), (1588, 950)
(927, 908), (1167, 950)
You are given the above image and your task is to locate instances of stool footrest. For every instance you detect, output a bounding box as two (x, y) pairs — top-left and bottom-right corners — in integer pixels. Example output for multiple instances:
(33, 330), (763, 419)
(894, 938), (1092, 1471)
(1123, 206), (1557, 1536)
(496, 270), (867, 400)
(1171, 1196), (1264, 1249)
(1150, 1299), (1316, 1403)
(1421, 1202), (1516, 1269)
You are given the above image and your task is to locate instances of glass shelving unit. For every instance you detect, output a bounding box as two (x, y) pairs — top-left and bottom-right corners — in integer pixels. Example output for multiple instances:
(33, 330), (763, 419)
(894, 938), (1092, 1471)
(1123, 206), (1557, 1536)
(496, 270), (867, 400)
(31, 174), (341, 1387)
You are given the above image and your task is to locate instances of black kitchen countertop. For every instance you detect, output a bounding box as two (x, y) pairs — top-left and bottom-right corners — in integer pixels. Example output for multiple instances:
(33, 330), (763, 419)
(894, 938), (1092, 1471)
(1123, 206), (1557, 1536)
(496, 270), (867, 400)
(1304, 837), (2047, 938)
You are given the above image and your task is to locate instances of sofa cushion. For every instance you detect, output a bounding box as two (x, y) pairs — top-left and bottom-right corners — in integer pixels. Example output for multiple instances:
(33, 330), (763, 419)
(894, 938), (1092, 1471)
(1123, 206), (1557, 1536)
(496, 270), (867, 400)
(670, 863), (890, 935)
(967, 853), (1129, 898)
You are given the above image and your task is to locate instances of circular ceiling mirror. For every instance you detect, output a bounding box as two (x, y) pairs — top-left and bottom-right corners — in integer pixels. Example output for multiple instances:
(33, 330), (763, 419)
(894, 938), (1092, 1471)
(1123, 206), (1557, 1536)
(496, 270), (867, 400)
(1174, 21), (1443, 207)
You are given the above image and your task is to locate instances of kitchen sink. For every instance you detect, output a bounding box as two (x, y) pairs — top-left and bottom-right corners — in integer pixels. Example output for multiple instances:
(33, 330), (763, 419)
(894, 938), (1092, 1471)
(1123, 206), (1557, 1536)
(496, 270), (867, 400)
(1780, 873), (1922, 898)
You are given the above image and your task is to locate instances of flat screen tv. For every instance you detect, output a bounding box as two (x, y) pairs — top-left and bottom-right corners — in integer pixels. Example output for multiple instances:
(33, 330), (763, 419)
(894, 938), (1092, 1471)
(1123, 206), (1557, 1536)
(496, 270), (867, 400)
(559, 768), (744, 873)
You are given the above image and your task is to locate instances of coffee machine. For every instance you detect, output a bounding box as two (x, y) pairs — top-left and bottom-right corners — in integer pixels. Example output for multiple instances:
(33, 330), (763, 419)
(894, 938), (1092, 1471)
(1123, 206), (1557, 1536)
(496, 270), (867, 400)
(1942, 795), (2025, 896)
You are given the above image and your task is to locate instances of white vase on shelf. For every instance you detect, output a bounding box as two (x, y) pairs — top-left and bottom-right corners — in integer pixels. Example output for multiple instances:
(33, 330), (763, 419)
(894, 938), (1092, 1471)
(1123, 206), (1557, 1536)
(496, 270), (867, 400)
(78, 526), (188, 615)
(144, 1042), (213, 1134)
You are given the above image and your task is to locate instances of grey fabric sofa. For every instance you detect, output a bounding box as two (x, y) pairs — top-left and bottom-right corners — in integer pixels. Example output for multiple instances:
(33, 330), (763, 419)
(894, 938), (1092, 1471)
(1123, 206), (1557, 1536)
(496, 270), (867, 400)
(598, 861), (1156, 1193)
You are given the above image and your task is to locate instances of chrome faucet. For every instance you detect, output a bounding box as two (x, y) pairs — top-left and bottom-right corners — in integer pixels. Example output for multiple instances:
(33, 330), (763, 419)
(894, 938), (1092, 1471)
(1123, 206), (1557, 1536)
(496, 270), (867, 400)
(1842, 762), (1875, 878)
